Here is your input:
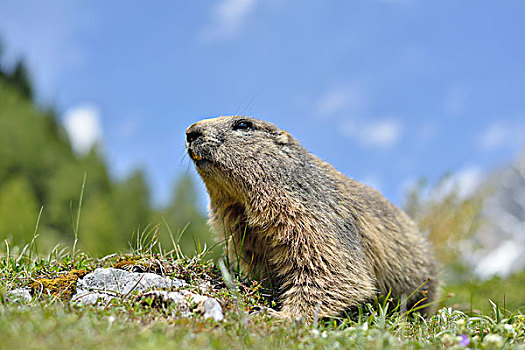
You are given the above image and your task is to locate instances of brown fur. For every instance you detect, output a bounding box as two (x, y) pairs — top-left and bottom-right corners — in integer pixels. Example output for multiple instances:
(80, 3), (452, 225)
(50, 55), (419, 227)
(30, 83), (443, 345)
(185, 116), (437, 319)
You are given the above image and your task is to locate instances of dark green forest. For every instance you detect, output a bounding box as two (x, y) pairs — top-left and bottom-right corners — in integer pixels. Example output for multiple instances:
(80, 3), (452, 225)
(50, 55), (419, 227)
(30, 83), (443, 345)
(0, 46), (214, 257)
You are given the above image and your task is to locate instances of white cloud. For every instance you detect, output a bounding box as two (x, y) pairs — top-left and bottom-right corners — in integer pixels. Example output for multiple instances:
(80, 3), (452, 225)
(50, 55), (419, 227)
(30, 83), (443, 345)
(480, 123), (507, 150)
(202, 0), (257, 41)
(340, 119), (403, 149)
(452, 166), (483, 198)
(474, 240), (524, 278)
(315, 84), (405, 150)
(444, 82), (469, 116)
(63, 104), (103, 155)
(398, 177), (424, 204)
(400, 165), (484, 205)
(401, 166), (483, 204)
(362, 120), (403, 148)
(432, 165), (483, 199)
(315, 83), (367, 118)
(316, 89), (348, 117)
(479, 120), (525, 151)
(400, 177), (419, 194)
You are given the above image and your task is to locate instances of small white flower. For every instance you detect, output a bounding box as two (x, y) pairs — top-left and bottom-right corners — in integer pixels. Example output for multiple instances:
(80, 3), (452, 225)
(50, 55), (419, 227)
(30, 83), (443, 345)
(441, 334), (460, 346)
(455, 319), (466, 328)
(503, 324), (516, 336)
(483, 334), (504, 347)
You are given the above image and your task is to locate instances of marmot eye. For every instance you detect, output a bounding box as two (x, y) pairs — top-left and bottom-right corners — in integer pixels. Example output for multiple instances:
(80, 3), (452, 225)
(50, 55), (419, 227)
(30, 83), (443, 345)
(232, 120), (253, 131)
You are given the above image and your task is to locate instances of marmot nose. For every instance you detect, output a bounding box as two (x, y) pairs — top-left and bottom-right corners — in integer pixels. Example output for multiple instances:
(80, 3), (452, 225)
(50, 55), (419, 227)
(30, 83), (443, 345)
(186, 130), (202, 144)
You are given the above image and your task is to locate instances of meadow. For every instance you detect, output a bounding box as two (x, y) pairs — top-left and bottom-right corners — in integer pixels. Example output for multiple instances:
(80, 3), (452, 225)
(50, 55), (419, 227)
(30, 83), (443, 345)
(1, 224), (524, 349)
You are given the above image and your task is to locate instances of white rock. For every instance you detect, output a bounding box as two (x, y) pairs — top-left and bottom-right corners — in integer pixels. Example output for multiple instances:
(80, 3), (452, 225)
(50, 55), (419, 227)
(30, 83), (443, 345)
(7, 288), (32, 303)
(70, 268), (222, 320)
(76, 268), (185, 295)
(141, 290), (191, 316)
(141, 290), (224, 321)
(198, 297), (224, 321)
(72, 291), (116, 306)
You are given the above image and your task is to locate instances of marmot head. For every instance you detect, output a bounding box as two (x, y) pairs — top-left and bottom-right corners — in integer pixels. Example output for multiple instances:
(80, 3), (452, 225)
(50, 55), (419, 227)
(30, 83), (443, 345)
(185, 116), (302, 198)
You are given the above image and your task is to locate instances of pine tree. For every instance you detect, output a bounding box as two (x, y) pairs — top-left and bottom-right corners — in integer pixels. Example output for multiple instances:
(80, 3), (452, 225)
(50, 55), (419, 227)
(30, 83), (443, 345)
(10, 60), (33, 99)
(0, 176), (40, 245)
(0, 40), (5, 78)
(79, 194), (120, 256)
(113, 169), (152, 244)
(160, 174), (218, 258)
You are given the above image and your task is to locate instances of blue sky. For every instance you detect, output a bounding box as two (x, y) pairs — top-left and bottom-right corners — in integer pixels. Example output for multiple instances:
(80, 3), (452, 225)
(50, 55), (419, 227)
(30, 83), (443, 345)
(1, 0), (524, 207)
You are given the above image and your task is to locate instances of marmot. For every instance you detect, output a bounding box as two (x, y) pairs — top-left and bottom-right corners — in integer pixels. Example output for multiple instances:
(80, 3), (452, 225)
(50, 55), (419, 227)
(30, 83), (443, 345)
(185, 116), (437, 319)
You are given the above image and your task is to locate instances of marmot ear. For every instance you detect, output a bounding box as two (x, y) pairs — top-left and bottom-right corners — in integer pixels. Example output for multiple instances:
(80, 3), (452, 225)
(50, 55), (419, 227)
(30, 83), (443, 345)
(275, 130), (291, 145)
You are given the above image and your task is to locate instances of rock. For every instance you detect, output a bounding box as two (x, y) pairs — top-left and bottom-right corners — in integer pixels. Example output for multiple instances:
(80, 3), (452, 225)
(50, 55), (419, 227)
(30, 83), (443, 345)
(140, 290), (224, 321)
(72, 268), (185, 306)
(6, 268), (223, 320)
(7, 288), (32, 303)
(180, 291), (224, 321)
(76, 268), (185, 295)
(141, 290), (191, 316)
(62, 267), (223, 321)
(198, 297), (224, 321)
(71, 291), (116, 306)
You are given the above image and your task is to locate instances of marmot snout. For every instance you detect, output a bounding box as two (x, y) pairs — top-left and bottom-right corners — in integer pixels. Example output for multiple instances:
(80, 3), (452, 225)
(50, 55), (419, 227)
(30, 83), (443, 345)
(186, 116), (437, 320)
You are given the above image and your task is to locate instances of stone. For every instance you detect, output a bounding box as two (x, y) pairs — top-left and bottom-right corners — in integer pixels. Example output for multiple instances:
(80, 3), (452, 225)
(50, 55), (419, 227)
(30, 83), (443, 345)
(141, 290), (191, 316)
(198, 297), (224, 321)
(71, 291), (116, 306)
(7, 288), (32, 303)
(140, 290), (224, 321)
(64, 267), (222, 320)
(76, 268), (185, 295)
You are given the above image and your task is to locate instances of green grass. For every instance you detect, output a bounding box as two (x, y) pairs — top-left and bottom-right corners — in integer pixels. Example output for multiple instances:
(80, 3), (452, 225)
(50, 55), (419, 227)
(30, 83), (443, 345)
(2, 304), (522, 350)
(444, 270), (525, 314)
(1, 239), (524, 349)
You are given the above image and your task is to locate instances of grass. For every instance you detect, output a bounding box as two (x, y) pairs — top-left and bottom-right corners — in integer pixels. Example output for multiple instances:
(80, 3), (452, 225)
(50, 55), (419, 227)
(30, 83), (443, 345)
(444, 270), (525, 314)
(1, 236), (524, 350)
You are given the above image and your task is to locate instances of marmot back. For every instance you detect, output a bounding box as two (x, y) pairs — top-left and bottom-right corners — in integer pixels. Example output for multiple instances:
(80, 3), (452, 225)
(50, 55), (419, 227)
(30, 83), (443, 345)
(185, 116), (437, 319)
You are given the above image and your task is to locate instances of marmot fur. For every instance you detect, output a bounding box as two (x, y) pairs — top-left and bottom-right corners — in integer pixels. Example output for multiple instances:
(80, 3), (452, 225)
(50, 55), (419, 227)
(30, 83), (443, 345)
(185, 116), (437, 319)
